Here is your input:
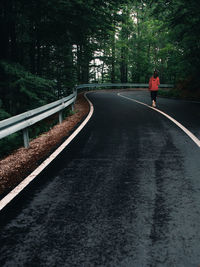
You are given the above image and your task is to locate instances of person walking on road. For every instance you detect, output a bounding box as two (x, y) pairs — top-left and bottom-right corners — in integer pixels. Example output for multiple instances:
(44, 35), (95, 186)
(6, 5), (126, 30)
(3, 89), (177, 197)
(149, 70), (160, 107)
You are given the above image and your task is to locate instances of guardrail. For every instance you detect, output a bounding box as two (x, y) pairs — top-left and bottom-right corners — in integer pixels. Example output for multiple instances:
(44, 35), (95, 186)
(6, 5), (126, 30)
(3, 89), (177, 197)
(0, 83), (173, 148)
(76, 83), (173, 90)
(0, 91), (77, 148)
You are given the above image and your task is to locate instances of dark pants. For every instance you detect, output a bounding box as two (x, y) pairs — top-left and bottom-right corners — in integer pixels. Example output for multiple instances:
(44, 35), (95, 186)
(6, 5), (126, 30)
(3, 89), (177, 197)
(151, 91), (157, 102)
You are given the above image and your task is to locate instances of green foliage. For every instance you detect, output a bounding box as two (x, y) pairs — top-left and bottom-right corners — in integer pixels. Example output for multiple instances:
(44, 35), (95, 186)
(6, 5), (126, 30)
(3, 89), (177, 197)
(90, 0), (200, 90)
(158, 88), (181, 99)
(0, 99), (10, 120)
(0, 108), (10, 120)
(91, 1), (180, 84)
(0, 61), (56, 115)
(0, 132), (23, 159)
(151, 0), (200, 89)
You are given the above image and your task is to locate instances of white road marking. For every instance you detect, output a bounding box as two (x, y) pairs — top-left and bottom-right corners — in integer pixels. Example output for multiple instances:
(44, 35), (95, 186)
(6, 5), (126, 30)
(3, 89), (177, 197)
(0, 93), (94, 211)
(118, 93), (200, 148)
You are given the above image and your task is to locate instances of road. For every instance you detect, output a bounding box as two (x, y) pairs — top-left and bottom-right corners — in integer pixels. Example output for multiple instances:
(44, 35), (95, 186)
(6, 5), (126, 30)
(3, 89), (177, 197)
(0, 90), (200, 267)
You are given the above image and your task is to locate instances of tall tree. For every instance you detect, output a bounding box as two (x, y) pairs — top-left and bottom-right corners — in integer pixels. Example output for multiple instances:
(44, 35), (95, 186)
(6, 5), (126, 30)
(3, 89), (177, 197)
(151, 0), (200, 88)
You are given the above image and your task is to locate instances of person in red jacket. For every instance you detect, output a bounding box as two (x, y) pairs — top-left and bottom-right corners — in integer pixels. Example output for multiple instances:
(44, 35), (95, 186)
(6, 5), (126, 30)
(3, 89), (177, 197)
(149, 70), (160, 107)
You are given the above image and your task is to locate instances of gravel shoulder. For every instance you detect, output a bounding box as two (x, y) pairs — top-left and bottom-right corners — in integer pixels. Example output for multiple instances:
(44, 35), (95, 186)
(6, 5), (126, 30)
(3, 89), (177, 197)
(0, 92), (89, 198)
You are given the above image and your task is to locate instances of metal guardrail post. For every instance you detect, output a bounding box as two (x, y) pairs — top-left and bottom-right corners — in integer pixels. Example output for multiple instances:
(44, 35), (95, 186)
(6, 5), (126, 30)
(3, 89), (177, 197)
(71, 87), (76, 112)
(59, 99), (65, 124)
(23, 128), (29, 148)
(59, 111), (63, 124)
(0, 92), (76, 148)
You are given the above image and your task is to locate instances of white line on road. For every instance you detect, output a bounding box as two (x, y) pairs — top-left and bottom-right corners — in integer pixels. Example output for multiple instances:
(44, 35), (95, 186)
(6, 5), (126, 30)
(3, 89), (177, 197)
(118, 93), (200, 148)
(0, 93), (94, 211)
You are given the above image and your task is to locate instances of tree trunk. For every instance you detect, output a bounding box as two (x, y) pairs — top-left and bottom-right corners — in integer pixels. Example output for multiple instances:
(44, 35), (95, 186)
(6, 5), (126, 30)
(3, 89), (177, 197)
(36, 34), (41, 75)
(120, 49), (128, 83)
(120, 41), (128, 83)
(10, 18), (18, 62)
(29, 41), (36, 74)
(101, 61), (105, 83)
(76, 44), (82, 83)
(111, 34), (116, 83)
(0, 0), (11, 60)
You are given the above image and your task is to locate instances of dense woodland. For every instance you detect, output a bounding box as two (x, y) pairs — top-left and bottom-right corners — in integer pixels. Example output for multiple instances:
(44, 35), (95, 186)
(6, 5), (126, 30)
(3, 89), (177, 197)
(0, 0), (200, 119)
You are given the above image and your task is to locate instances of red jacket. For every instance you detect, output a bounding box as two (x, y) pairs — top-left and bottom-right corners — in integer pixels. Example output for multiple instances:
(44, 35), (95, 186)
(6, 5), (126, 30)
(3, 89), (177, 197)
(149, 76), (160, 91)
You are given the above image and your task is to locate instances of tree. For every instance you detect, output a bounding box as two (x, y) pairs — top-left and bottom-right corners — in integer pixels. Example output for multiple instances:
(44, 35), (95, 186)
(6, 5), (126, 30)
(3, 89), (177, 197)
(151, 0), (200, 88)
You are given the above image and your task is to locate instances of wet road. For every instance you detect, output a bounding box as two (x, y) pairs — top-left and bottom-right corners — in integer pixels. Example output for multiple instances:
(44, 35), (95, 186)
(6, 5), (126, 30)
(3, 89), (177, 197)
(122, 91), (200, 140)
(0, 91), (200, 266)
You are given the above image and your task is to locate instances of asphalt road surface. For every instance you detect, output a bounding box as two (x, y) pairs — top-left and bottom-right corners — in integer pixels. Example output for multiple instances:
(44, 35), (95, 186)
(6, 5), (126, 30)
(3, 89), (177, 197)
(0, 90), (200, 267)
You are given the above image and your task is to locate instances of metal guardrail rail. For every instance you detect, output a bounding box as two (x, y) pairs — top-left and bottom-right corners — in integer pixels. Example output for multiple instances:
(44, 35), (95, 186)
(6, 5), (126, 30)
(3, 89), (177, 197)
(0, 91), (77, 148)
(0, 83), (173, 148)
(76, 83), (173, 89)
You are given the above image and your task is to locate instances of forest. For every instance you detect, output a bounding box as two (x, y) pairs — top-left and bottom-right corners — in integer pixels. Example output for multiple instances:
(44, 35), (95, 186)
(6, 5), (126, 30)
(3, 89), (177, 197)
(0, 0), (200, 119)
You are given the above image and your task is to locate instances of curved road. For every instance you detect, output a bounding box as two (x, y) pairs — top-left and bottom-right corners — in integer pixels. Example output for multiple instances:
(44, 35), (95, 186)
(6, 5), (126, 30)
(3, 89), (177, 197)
(0, 91), (200, 266)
